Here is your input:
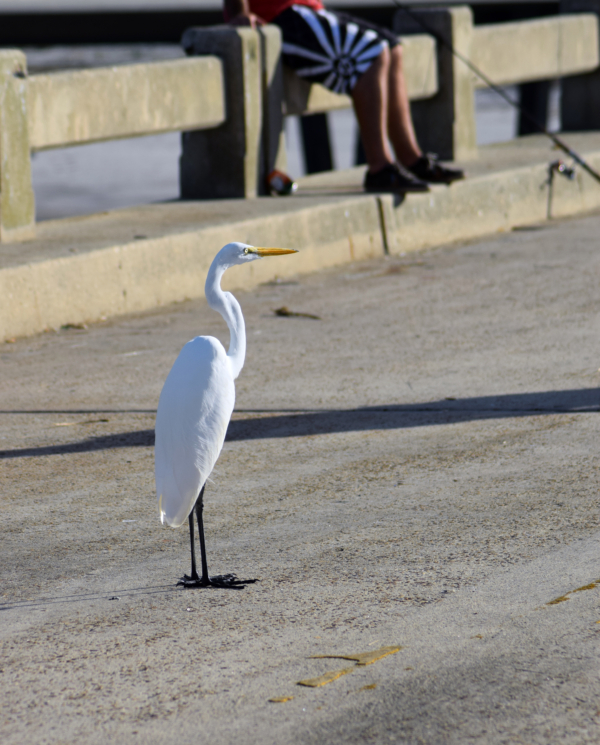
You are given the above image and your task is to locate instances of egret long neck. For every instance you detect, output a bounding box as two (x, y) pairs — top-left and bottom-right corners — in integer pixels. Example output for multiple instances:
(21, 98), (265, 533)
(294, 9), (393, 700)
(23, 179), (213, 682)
(205, 261), (246, 379)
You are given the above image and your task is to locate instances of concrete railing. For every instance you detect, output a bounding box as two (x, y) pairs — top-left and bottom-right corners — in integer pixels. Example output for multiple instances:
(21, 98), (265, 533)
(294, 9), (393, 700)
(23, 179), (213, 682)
(1, 7), (600, 245)
(0, 51), (225, 243)
(394, 7), (599, 160)
(471, 14), (599, 87)
(28, 57), (224, 150)
(180, 26), (277, 204)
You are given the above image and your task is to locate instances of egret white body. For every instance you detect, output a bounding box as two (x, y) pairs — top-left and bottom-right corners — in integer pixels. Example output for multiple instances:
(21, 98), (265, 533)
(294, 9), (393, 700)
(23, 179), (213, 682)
(155, 336), (234, 528)
(154, 242), (297, 588)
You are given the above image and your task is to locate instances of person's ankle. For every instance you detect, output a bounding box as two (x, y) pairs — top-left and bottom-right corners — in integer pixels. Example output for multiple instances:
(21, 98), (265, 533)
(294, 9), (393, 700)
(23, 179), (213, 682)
(404, 153), (424, 169)
(367, 159), (395, 175)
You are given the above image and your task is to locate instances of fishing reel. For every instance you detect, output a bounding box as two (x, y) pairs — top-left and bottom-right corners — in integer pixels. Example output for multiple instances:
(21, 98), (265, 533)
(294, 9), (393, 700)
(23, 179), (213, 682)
(549, 160), (576, 181)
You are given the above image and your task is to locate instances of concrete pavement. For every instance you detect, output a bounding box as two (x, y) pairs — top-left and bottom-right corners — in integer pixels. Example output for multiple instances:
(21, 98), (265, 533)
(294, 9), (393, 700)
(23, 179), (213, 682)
(0, 211), (599, 743)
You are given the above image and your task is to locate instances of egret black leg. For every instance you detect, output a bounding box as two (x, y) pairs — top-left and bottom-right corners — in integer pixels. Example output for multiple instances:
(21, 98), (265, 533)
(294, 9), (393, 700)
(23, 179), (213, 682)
(177, 485), (258, 590)
(177, 496), (203, 586)
(195, 486), (210, 584)
(188, 509), (201, 582)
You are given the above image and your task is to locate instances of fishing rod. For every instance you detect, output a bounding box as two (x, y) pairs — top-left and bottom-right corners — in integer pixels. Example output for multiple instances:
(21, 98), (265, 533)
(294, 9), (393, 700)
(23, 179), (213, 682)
(391, 0), (600, 184)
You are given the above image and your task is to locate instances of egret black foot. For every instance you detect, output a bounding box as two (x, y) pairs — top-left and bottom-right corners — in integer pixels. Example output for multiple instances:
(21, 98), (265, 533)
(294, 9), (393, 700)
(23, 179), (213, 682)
(177, 573), (258, 590)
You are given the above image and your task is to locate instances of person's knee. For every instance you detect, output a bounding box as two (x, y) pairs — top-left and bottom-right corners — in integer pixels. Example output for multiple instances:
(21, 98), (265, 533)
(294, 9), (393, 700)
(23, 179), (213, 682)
(391, 44), (403, 69)
(375, 44), (391, 71)
(361, 44), (390, 83)
(352, 45), (389, 96)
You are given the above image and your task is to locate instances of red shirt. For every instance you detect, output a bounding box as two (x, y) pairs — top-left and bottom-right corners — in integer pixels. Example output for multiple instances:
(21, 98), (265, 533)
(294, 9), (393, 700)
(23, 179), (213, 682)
(248, 1), (324, 24)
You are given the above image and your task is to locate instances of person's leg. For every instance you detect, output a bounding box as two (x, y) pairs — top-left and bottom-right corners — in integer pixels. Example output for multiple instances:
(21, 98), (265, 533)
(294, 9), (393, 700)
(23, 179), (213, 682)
(387, 45), (422, 167)
(272, 6), (430, 191)
(387, 45), (464, 183)
(353, 45), (429, 192)
(351, 45), (394, 174)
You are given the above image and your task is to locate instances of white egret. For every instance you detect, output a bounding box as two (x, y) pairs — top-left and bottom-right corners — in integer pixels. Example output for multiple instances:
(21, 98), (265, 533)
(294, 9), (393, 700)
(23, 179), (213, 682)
(155, 242), (297, 588)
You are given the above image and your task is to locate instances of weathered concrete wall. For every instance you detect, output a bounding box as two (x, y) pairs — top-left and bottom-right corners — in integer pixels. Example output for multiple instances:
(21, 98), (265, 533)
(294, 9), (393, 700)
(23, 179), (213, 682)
(0, 195), (385, 341)
(0, 50), (35, 243)
(27, 57), (225, 150)
(471, 14), (599, 87)
(402, 33), (439, 101)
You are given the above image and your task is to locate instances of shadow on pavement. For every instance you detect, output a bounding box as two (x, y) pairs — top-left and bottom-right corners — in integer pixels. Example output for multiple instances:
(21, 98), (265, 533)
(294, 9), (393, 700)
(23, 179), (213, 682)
(0, 388), (597, 460)
(0, 409), (156, 415)
(0, 584), (180, 612)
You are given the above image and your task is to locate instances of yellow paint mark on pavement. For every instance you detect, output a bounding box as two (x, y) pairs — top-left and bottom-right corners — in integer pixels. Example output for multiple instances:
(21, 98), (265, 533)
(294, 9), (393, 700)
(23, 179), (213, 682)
(311, 645), (402, 666)
(297, 668), (353, 687)
(547, 579), (600, 605)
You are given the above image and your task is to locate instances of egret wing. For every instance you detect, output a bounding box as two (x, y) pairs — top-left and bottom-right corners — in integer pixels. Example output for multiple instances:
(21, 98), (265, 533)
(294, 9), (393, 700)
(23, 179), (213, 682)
(155, 336), (235, 528)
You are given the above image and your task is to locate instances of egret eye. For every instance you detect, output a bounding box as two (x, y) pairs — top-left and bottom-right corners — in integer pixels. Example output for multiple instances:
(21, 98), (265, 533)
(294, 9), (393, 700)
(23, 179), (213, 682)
(243, 248), (249, 255)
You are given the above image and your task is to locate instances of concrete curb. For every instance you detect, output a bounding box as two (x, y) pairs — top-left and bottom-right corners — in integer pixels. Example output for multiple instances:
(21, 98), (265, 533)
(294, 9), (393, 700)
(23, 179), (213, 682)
(2, 141), (600, 342)
(386, 150), (600, 254)
(0, 195), (385, 341)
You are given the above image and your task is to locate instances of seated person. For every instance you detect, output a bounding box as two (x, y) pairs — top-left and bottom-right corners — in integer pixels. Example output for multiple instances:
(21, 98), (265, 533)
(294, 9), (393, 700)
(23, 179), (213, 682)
(224, 0), (464, 193)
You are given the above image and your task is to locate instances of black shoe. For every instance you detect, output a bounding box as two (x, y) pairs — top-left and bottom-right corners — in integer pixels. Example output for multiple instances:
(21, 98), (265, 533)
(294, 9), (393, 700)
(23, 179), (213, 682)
(364, 163), (430, 194)
(408, 154), (465, 184)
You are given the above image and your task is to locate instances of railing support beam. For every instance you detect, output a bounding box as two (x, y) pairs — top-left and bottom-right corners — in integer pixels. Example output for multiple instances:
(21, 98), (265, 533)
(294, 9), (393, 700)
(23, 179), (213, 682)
(181, 26), (263, 200)
(560, 0), (600, 131)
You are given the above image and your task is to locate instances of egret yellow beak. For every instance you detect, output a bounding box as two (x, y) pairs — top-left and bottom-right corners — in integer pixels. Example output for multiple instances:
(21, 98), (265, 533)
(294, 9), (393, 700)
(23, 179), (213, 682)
(253, 247), (298, 256)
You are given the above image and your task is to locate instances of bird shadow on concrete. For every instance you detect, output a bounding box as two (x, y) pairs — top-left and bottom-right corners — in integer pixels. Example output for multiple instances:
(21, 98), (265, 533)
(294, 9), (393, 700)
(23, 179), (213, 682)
(0, 388), (597, 460)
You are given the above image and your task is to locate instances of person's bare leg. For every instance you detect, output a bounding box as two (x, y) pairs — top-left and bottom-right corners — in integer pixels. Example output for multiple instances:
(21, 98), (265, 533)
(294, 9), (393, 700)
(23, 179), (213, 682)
(387, 45), (422, 167)
(352, 46), (394, 174)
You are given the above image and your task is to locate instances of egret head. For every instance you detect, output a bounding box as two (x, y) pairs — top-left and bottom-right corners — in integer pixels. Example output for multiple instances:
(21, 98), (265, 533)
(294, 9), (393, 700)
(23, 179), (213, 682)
(218, 242), (298, 267)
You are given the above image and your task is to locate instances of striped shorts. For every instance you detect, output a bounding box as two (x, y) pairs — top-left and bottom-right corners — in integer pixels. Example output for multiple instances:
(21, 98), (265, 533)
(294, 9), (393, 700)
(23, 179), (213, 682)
(272, 4), (400, 96)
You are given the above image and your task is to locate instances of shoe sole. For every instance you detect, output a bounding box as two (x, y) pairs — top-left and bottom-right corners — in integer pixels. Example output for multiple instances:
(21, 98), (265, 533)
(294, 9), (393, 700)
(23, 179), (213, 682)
(418, 173), (465, 185)
(364, 184), (430, 194)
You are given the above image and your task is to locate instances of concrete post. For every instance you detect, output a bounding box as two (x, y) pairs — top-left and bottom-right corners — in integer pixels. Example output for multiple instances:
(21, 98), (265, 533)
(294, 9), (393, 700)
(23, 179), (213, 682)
(258, 24), (287, 191)
(394, 6), (477, 161)
(560, 0), (600, 131)
(0, 50), (35, 242)
(180, 26), (262, 199)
